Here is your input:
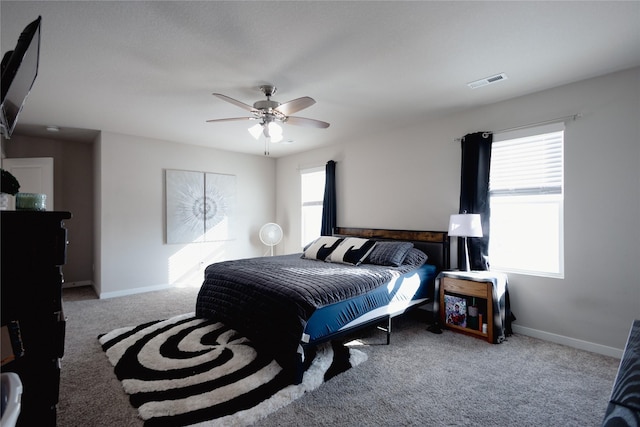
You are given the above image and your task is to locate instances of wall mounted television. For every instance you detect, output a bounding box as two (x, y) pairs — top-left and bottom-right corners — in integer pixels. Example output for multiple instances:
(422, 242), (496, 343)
(1, 16), (41, 139)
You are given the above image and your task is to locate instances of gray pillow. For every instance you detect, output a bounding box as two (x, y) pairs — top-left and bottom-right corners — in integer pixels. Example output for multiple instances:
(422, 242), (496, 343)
(365, 241), (414, 267)
(402, 248), (428, 267)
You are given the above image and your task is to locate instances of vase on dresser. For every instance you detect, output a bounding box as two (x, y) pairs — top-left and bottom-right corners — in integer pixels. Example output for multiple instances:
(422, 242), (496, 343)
(0, 192), (9, 210)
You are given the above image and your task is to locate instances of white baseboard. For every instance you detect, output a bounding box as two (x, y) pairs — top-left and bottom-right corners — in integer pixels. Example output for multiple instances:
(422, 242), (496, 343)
(62, 280), (93, 289)
(99, 283), (174, 299)
(512, 324), (623, 359)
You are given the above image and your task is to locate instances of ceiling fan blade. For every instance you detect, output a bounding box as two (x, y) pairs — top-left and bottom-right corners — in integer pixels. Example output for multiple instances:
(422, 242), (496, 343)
(206, 117), (258, 123)
(285, 116), (330, 128)
(213, 93), (257, 113)
(276, 96), (316, 116)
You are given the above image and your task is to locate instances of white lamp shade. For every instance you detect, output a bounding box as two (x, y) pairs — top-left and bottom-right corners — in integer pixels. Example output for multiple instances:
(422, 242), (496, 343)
(248, 123), (263, 139)
(267, 122), (283, 142)
(268, 122), (282, 136)
(448, 214), (483, 238)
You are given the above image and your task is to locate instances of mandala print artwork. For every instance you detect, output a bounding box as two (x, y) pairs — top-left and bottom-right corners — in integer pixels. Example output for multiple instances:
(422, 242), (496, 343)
(166, 170), (236, 244)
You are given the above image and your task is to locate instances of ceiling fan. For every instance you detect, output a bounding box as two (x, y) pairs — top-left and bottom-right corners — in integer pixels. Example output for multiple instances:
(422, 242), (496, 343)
(206, 85), (329, 155)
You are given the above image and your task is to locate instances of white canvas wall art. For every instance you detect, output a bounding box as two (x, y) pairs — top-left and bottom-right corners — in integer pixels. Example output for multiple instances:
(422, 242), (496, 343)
(166, 170), (236, 244)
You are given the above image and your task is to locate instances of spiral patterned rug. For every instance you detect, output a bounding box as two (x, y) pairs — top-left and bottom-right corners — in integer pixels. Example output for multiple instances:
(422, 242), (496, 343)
(98, 313), (367, 427)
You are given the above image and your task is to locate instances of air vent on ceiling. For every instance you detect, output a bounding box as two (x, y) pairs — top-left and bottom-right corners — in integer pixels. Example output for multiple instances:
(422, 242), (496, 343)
(467, 73), (508, 89)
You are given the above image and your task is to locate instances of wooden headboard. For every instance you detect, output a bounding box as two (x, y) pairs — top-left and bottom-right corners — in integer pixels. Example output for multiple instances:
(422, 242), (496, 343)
(333, 227), (450, 272)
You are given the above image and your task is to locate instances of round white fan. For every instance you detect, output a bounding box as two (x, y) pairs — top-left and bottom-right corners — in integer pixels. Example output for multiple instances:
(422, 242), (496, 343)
(259, 223), (283, 256)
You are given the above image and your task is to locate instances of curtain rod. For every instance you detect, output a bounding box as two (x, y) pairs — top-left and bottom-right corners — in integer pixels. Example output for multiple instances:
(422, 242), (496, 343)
(454, 113), (581, 142)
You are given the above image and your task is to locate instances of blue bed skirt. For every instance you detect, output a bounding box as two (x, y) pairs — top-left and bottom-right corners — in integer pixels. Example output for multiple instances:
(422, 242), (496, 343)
(302, 263), (436, 343)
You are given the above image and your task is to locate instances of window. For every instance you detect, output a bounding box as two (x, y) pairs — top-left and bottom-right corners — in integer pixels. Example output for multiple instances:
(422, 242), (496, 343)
(488, 123), (564, 278)
(300, 167), (325, 248)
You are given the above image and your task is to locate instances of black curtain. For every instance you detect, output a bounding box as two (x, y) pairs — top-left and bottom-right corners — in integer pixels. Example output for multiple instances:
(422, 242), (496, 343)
(458, 132), (492, 270)
(320, 160), (336, 236)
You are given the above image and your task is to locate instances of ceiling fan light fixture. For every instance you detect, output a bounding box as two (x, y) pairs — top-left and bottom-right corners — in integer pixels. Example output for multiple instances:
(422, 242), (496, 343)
(249, 120), (283, 141)
(248, 123), (263, 139)
(268, 122), (283, 138)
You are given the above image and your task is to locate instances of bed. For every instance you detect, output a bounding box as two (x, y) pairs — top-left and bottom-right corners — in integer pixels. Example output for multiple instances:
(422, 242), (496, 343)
(195, 227), (449, 382)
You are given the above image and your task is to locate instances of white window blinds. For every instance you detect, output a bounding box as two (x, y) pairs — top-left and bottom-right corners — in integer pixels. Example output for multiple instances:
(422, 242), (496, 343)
(488, 122), (565, 277)
(490, 124), (564, 197)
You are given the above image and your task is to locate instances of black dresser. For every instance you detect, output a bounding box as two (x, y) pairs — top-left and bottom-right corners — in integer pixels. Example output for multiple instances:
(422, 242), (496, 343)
(1, 211), (71, 426)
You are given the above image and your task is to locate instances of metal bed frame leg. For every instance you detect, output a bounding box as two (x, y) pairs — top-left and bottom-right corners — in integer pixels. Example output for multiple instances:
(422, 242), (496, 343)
(387, 316), (391, 344)
(376, 316), (392, 345)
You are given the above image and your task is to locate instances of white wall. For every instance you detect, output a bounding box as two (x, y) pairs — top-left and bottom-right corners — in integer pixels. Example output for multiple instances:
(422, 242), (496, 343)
(96, 132), (276, 298)
(276, 67), (640, 356)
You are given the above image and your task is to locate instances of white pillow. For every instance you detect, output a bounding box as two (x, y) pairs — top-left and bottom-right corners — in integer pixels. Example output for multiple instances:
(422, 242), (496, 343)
(301, 236), (344, 261)
(326, 237), (377, 266)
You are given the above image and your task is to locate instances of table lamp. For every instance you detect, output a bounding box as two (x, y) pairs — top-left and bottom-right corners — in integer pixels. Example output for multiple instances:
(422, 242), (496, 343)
(448, 213), (483, 271)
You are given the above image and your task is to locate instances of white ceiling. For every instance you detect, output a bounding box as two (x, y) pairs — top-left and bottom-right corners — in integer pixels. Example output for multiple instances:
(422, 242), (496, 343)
(2, 1), (639, 157)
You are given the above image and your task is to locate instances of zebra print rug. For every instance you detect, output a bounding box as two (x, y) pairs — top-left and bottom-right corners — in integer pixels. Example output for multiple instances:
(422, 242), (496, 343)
(98, 313), (367, 427)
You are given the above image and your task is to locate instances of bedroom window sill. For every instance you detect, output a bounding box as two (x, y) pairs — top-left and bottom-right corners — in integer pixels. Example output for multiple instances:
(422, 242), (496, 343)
(489, 266), (564, 280)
